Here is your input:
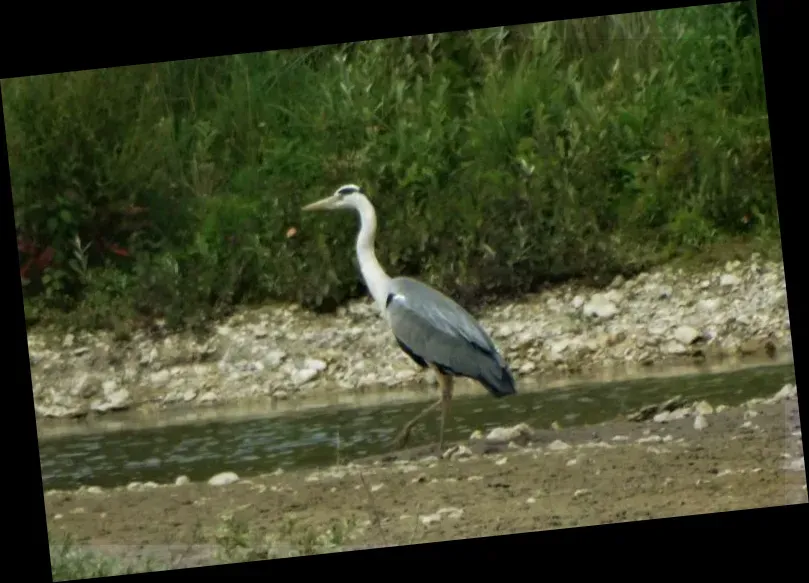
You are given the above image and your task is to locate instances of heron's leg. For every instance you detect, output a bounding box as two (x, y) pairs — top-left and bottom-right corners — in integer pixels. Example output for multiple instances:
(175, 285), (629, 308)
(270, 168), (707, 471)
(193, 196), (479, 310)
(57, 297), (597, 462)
(391, 398), (441, 450)
(437, 372), (454, 456)
(391, 365), (445, 450)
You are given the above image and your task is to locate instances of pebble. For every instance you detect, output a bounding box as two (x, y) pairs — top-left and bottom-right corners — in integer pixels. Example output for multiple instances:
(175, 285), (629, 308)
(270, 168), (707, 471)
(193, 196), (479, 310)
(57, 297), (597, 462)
(548, 440), (571, 451)
(674, 325), (702, 345)
(208, 471), (239, 486)
(485, 423), (534, 445)
(694, 414), (709, 431)
(419, 507), (464, 525)
(582, 294), (618, 320)
(720, 273), (741, 287)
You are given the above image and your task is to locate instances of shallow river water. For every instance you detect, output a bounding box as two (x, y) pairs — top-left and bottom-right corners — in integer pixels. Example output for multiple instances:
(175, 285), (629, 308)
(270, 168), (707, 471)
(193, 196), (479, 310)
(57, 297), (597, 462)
(37, 363), (796, 490)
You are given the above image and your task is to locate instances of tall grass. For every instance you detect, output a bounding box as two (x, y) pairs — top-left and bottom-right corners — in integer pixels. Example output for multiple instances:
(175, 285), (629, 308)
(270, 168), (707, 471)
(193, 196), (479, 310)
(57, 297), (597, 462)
(4, 2), (776, 332)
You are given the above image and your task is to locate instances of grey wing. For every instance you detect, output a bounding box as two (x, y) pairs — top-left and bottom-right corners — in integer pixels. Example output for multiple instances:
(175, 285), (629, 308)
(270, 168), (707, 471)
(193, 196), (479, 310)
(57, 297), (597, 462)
(385, 277), (516, 397)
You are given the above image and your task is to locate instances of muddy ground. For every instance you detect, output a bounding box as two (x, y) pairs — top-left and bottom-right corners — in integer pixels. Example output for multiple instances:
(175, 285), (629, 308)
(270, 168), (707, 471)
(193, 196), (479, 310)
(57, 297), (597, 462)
(44, 390), (806, 572)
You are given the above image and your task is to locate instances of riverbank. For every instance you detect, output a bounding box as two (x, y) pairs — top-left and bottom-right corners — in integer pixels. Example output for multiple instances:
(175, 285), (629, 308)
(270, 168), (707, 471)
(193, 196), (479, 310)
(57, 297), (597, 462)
(44, 381), (805, 575)
(29, 251), (791, 427)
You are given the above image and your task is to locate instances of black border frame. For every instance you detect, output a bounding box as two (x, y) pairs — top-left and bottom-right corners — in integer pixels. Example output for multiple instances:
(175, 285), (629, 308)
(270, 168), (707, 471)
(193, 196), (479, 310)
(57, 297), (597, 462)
(2, 0), (805, 578)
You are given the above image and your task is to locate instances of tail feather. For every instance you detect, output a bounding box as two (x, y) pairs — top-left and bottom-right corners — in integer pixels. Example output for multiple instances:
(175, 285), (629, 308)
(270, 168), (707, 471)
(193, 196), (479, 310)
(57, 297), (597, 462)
(478, 356), (517, 398)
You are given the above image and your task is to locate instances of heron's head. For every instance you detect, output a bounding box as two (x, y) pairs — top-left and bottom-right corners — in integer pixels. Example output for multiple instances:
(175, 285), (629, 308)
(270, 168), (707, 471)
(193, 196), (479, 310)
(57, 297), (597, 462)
(302, 184), (366, 212)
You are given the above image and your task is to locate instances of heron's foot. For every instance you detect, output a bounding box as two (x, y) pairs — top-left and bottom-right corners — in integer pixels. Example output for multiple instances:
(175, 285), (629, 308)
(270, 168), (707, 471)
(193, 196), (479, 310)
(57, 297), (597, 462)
(390, 426), (413, 451)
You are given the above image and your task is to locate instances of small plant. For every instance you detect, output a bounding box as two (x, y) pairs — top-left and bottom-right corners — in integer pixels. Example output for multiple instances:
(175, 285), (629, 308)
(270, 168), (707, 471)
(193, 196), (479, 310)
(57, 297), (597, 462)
(68, 235), (92, 286)
(49, 535), (165, 581)
(211, 511), (365, 563)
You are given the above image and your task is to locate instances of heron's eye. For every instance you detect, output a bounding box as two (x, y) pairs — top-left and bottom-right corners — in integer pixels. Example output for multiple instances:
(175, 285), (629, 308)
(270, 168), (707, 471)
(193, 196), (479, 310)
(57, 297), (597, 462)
(337, 186), (358, 196)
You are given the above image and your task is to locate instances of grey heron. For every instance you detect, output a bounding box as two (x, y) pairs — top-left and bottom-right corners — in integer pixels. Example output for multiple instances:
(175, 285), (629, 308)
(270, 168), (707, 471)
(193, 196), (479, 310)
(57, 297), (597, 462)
(302, 184), (517, 455)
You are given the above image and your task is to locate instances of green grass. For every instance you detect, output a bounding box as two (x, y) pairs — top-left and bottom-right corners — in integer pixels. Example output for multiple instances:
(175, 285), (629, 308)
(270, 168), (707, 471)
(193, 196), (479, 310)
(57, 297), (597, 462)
(49, 537), (168, 580)
(5, 2), (778, 334)
(48, 514), (371, 579)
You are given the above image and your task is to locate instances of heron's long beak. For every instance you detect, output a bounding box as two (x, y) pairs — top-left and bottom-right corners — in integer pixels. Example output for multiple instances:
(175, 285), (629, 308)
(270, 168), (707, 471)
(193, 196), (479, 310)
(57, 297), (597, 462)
(302, 195), (338, 212)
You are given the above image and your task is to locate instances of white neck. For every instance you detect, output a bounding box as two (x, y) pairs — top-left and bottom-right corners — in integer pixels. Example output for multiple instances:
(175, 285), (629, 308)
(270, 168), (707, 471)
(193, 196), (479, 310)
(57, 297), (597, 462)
(353, 195), (392, 314)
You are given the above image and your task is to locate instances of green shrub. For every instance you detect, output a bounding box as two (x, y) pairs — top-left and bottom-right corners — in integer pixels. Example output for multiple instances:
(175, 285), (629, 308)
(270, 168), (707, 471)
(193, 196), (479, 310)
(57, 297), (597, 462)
(4, 2), (777, 331)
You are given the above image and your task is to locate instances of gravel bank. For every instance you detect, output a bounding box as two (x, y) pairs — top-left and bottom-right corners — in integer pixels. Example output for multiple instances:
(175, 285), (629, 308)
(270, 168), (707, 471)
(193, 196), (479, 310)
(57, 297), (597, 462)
(30, 253), (791, 422)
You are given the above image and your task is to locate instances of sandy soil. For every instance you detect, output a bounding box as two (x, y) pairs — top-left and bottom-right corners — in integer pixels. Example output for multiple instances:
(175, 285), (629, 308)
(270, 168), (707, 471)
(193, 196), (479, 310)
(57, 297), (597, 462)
(44, 394), (806, 570)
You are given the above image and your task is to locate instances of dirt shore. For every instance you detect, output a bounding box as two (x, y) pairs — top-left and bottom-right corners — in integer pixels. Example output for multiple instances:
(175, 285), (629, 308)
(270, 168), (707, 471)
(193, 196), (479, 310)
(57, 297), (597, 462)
(44, 386), (806, 571)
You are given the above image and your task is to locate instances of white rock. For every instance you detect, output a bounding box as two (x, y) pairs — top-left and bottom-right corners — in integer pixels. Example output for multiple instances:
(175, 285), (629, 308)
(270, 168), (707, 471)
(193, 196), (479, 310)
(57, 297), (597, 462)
(198, 391), (218, 403)
(697, 298), (720, 312)
(418, 506), (465, 526)
(304, 358), (327, 372)
(175, 475), (190, 485)
(264, 350), (287, 368)
(150, 370), (171, 385)
(519, 362), (537, 374)
(292, 368), (319, 386)
(694, 414), (709, 430)
(662, 340), (688, 355)
(485, 423), (533, 444)
(583, 294), (618, 320)
(208, 471), (239, 486)
(668, 407), (691, 421)
(548, 439), (571, 451)
(720, 274), (741, 287)
(674, 326), (702, 345)
(90, 388), (132, 413)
